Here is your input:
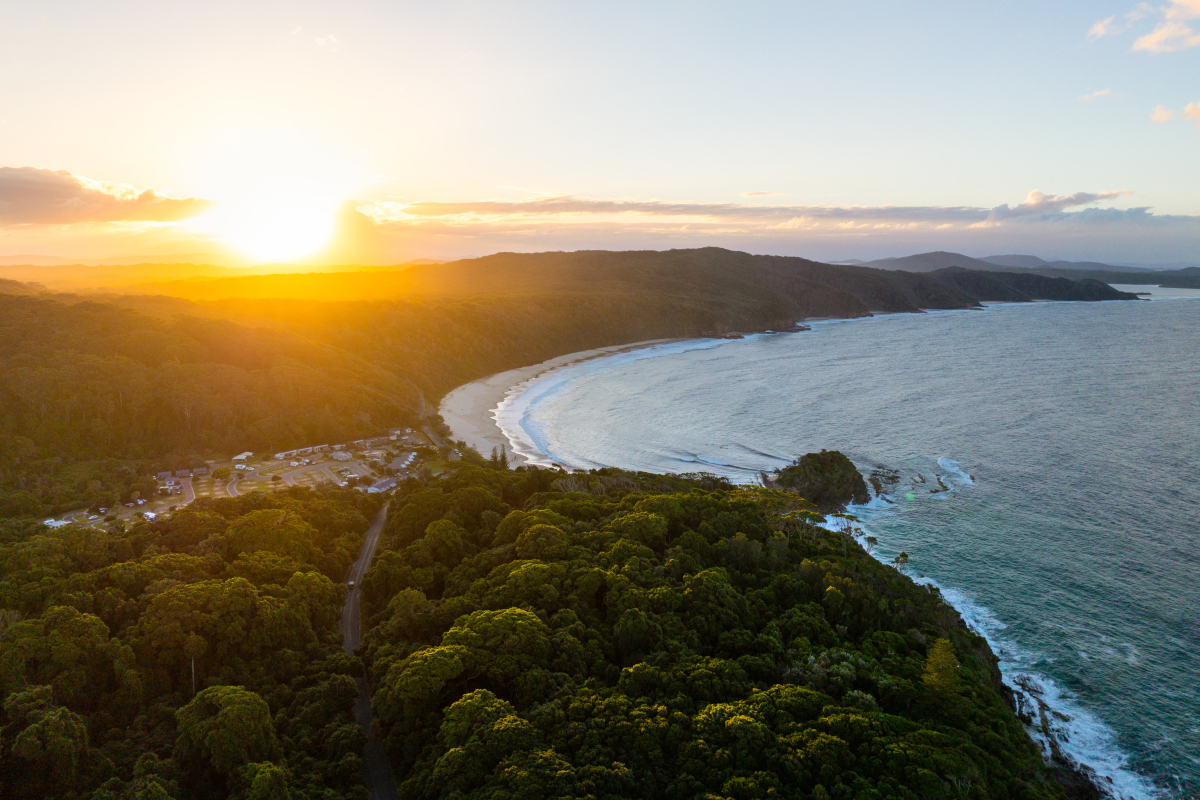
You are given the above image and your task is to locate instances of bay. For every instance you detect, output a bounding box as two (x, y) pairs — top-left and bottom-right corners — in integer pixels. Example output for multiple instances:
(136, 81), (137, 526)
(497, 291), (1200, 798)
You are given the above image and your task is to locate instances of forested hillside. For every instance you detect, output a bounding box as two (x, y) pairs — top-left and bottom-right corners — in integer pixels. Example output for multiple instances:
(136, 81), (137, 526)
(0, 247), (1136, 517)
(0, 486), (383, 799)
(358, 462), (1080, 799)
(0, 294), (421, 515)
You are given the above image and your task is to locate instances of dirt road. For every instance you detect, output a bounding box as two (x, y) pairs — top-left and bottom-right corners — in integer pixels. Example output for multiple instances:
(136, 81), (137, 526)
(341, 504), (398, 800)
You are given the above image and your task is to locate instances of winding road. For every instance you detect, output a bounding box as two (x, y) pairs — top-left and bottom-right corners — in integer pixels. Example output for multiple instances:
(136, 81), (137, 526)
(341, 504), (399, 800)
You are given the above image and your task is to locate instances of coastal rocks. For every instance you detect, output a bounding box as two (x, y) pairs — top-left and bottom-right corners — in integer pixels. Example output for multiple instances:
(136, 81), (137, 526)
(867, 466), (900, 496)
(770, 449), (870, 511)
(718, 324), (811, 339)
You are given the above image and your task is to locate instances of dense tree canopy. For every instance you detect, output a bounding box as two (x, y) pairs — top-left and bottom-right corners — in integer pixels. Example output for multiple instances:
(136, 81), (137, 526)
(360, 463), (1073, 800)
(0, 486), (381, 800)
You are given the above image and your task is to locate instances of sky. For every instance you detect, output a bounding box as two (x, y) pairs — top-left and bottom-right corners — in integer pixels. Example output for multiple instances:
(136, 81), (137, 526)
(1, 0), (1198, 265)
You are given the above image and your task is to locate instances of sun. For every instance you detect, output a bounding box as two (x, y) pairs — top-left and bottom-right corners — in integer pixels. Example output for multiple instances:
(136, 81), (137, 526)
(218, 177), (343, 262)
(187, 130), (362, 263)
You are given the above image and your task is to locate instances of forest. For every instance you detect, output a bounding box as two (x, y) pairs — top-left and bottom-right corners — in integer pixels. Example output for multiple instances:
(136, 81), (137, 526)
(0, 484), (384, 799)
(0, 455), (1090, 799)
(355, 459), (1083, 799)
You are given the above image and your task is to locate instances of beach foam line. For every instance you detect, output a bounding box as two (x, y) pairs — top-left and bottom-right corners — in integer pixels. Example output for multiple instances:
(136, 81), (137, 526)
(493, 335), (772, 468)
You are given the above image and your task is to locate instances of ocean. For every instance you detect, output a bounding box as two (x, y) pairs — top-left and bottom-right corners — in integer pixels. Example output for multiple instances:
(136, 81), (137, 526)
(492, 287), (1200, 798)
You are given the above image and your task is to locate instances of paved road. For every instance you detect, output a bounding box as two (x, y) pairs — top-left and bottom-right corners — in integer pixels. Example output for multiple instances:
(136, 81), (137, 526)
(181, 477), (196, 505)
(341, 504), (398, 800)
(226, 477), (239, 497)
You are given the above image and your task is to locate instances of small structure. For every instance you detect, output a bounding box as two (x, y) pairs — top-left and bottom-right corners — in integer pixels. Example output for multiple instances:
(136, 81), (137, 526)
(192, 467), (208, 476)
(175, 469), (190, 477)
(331, 451), (353, 461)
(143, 511), (157, 521)
(156, 471), (172, 480)
(165, 479), (178, 486)
(368, 477), (398, 493)
(232, 452), (253, 461)
(43, 519), (69, 528)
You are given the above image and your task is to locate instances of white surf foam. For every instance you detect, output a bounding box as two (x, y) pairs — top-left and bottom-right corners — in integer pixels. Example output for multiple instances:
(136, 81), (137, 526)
(492, 335), (769, 468)
(844, 465), (1167, 800)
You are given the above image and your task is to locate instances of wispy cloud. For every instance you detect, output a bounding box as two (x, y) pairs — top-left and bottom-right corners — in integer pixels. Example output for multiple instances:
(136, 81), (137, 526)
(741, 191), (785, 197)
(1135, 0), (1200, 51)
(1080, 88), (1120, 101)
(1152, 104), (1177, 122)
(1088, 1), (1200, 51)
(362, 189), (1148, 234)
(1088, 4), (1152, 37)
(978, 190), (1133, 225)
(1133, 19), (1200, 50)
(1185, 101), (1200, 126)
(0, 167), (209, 225)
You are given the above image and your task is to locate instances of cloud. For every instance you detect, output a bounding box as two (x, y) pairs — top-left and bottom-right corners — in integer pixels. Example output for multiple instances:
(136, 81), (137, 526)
(1089, 15), (1123, 38)
(980, 190), (1133, 225)
(1080, 89), (1119, 101)
(1152, 104), (1177, 122)
(373, 195), (992, 226)
(741, 191), (785, 197)
(1089, 1), (1200, 51)
(361, 189), (1148, 237)
(0, 167), (209, 225)
(1088, 4), (1152, 37)
(1132, 0), (1200, 51)
(1186, 101), (1200, 126)
(1133, 19), (1200, 50)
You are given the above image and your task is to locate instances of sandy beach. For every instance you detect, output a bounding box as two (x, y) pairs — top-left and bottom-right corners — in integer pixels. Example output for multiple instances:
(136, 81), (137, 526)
(439, 339), (680, 465)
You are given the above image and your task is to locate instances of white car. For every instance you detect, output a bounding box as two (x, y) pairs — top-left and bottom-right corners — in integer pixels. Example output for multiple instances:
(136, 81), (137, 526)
(290, 461), (299, 467)
(347, 579), (355, 588)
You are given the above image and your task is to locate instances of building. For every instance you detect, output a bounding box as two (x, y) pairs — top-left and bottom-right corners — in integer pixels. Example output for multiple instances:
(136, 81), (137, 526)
(43, 519), (69, 528)
(175, 469), (190, 477)
(143, 511), (157, 521)
(331, 451), (353, 461)
(232, 452), (253, 461)
(368, 477), (398, 493)
(156, 471), (172, 480)
(192, 467), (208, 476)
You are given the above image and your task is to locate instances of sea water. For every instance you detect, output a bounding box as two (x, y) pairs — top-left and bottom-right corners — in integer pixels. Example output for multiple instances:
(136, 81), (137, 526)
(495, 290), (1200, 798)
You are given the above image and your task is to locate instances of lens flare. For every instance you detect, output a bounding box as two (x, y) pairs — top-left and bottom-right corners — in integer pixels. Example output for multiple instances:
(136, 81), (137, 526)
(187, 130), (362, 262)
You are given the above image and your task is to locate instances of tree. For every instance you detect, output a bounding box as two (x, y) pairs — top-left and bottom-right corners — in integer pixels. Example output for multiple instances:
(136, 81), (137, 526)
(174, 685), (281, 790)
(922, 638), (962, 693)
(4, 685), (90, 789)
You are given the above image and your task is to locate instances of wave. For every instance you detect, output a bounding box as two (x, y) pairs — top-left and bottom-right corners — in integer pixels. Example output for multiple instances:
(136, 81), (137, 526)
(842, 463), (1166, 800)
(493, 335), (770, 469)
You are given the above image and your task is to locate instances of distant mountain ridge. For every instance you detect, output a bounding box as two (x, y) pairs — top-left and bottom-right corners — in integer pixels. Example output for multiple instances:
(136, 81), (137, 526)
(835, 251), (1200, 288)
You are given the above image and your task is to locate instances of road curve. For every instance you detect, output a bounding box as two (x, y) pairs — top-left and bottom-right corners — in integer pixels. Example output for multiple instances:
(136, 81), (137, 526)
(341, 503), (399, 800)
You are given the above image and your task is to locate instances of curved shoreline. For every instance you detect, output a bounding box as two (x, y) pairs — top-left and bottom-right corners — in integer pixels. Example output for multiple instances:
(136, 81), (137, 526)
(439, 338), (684, 465)
(437, 301), (1183, 798)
